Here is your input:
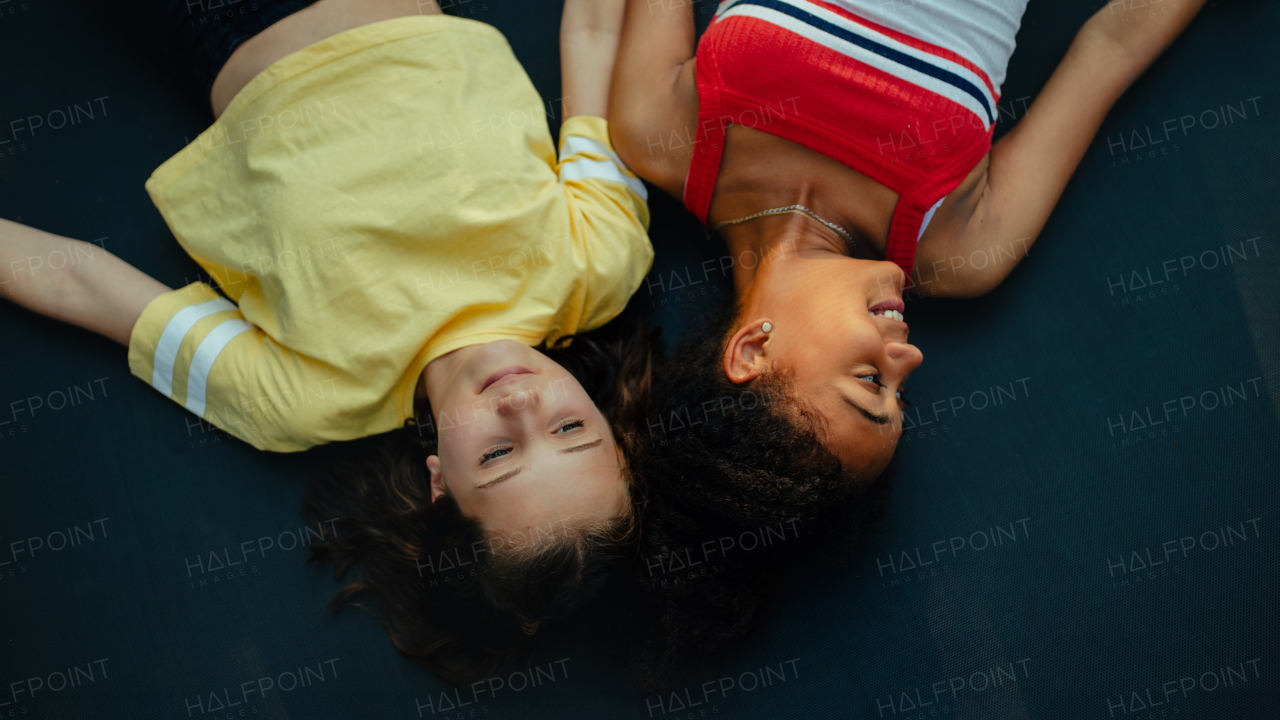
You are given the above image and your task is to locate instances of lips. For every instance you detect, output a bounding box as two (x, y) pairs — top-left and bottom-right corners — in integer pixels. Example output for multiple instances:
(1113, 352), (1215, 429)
(869, 297), (907, 329)
(868, 298), (906, 314)
(481, 366), (533, 392)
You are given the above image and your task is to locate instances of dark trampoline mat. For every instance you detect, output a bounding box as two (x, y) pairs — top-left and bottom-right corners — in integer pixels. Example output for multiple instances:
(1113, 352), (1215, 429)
(1, 0), (1277, 718)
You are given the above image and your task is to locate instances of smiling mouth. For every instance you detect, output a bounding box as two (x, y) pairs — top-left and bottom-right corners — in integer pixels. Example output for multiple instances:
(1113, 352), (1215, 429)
(868, 298), (906, 322)
(481, 366), (533, 392)
(869, 308), (905, 322)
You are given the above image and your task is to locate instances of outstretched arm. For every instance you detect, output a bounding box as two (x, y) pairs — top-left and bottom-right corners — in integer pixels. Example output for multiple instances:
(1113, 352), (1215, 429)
(607, 0), (700, 198)
(917, 0), (1210, 297)
(560, 0), (628, 119)
(0, 218), (169, 345)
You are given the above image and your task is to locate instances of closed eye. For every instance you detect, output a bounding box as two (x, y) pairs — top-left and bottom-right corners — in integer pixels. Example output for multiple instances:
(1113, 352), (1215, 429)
(845, 397), (891, 425)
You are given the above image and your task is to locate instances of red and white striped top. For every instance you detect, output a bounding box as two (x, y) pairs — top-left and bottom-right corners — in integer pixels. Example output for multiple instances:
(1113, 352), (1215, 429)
(686, 0), (1001, 276)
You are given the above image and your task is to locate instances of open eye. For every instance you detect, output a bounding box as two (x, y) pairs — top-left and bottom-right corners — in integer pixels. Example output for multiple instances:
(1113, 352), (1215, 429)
(479, 446), (512, 464)
(858, 375), (886, 389)
(896, 386), (912, 406)
(554, 419), (585, 434)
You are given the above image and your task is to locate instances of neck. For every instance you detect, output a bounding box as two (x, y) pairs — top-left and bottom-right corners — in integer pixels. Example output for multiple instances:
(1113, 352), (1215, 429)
(709, 125), (899, 256)
(717, 211), (851, 303)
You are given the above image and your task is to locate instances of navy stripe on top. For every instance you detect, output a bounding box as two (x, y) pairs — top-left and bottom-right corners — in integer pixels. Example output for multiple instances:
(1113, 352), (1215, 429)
(729, 0), (996, 124)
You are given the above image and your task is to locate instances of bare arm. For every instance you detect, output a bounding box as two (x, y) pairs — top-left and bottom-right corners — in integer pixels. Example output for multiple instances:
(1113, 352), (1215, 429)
(607, 0), (700, 197)
(559, 0), (627, 119)
(1, 218), (169, 345)
(917, 0), (1210, 297)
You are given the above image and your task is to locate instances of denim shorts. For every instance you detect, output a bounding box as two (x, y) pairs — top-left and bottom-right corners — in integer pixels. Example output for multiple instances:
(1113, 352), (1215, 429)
(110, 0), (322, 94)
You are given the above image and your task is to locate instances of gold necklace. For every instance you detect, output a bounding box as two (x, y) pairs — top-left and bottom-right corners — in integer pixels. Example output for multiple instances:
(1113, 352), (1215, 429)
(709, 204), (855, 254)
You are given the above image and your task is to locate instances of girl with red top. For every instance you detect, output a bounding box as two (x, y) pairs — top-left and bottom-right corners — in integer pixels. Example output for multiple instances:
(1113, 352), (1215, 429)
(609, 2), (1212, 682)
(612, 0), (1209, 482)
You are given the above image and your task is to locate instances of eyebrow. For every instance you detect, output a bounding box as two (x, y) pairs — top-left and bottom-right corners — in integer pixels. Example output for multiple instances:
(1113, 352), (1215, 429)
(478, 466), (524, 489)
(845, 398), (892, 425)
(559, 438), (604, 454)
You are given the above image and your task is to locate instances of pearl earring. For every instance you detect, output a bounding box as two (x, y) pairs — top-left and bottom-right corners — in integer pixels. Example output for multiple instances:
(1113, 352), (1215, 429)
(762, 322), (773, 333)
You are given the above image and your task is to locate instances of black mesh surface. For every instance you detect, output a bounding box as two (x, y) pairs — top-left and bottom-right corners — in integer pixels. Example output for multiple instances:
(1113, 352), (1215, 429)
(1, 1), (1276, 717)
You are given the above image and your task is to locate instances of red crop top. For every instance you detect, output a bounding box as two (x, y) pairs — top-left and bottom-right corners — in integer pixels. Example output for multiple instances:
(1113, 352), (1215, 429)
(685, 0), (999, 276)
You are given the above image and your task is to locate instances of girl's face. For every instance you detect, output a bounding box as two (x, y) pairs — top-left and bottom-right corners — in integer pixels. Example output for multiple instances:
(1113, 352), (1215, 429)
(427, 341), (627, 538)
(726, 256), (924, 480)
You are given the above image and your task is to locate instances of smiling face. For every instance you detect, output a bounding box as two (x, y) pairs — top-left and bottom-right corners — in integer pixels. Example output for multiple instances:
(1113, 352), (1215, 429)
(425, 341), (628, 539)
(725, 256), (924, 480)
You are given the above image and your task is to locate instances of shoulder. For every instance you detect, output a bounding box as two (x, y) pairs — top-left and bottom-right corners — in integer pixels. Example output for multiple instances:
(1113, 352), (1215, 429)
(609, 59), (700, 201)
(910, 154), (1008, 298)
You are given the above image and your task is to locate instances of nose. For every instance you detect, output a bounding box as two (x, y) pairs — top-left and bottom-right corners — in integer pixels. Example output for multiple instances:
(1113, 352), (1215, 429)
(886, 341), (924, 379)
(875, 260), (908, 294)
(493, 386), (544, 416)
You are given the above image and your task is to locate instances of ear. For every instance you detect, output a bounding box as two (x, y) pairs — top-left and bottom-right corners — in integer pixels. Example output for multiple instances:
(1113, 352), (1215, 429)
(427, 455), (446, 503)
(613, 442), (629, 474)
(723, 319), (773, 384)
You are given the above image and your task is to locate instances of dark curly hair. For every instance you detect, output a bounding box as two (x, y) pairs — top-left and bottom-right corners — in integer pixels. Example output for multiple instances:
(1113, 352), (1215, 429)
(615, 299), (888, 690)
(302, 323), (658, 686)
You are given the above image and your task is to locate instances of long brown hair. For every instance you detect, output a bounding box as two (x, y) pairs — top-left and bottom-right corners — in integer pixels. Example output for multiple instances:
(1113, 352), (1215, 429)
(302, 324), (658, 686)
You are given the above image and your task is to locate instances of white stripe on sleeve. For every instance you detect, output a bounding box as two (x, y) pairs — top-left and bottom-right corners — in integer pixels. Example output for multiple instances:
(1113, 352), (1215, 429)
(561, 136), (629, 170)
(151, 297), (237, 397)
(560, 157), (649, 200)
(184, 318), (253, 418)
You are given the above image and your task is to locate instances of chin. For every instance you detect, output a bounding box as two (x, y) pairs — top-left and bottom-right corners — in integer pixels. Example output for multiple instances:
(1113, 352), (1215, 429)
(839, 447), (895, 485)
(471, 339), (535, 365)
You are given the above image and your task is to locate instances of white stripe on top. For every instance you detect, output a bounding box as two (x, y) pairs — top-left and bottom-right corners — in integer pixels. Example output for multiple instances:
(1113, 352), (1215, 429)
(719, 0), (1025, 94)
(917, 197), (946, 242)
(559, 135), (649, 200)
(151, 297), (237, 397)
(721, 2), (995, 127)
(184, 319), (253, 418)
